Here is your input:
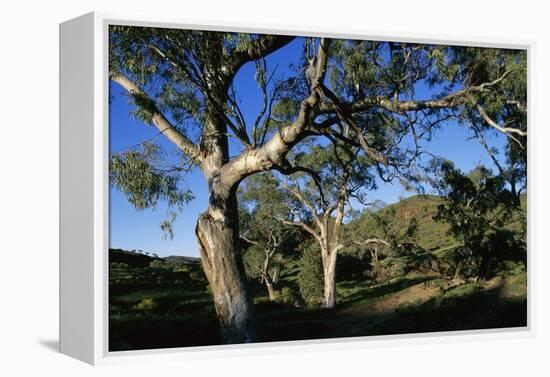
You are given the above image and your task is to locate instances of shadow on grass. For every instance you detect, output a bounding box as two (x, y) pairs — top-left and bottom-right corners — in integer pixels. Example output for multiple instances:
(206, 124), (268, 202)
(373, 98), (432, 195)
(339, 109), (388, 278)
(109, 284), (219, 351)
(109, 277), (526, 351)
(258, 279), (526, 343)
(363, 284), (527, 337)
(341, 275), (438, 305)
(109, 312), (221, 351)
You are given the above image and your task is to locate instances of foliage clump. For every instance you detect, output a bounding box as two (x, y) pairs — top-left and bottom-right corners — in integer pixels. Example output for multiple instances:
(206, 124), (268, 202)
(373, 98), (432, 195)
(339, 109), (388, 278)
(297, 246), (324, 306)
(110, 143), (192, 210)
(433, 162), (523, 279)
(134, 298), (157, 311)
(276, 287), (300, 306)
(149, 259), (166, 269)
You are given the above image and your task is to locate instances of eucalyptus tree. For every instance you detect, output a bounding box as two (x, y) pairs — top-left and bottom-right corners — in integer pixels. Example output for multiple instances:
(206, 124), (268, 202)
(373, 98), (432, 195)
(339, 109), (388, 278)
(239, 174), (303, 301)
(433, 163), (516, 278)
(274, 140), (375, 308)
(348, 206), (420, 280)
(109, 26), (527, 343)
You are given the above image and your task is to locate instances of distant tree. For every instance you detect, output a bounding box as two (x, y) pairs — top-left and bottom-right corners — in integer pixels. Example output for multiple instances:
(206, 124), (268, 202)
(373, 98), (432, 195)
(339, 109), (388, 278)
(350, 207), (419, 279)
(273, 140), (377, 308)
(433, 162), (515, 278)
(239, 174), (303, 301)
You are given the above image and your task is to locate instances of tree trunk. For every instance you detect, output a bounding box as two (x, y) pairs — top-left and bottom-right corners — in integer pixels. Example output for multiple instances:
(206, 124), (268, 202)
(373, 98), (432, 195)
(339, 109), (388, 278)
(265, 280), (277, 302)
(195, 190), (256, 344)
(321, 249), (338, 309)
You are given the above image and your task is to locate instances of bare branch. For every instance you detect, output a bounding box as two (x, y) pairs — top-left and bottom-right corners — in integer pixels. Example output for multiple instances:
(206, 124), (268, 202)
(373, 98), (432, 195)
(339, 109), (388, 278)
(219, 39), (332, 190)
(354, 238), (390, 247)
(146, 43), (206, 91)
(274, 163), (328, 208)
(109, 72), (202, 162)
(471, 123), (505, 175)
(318, 84), (388, 165)
(318, 69), (514, 114)
(466, 93), (526, 147)
(281, 179), (320, 224)
(277, 216), (321, 243)
(240, 234), (260, 246)
(316, 69), (525, 146)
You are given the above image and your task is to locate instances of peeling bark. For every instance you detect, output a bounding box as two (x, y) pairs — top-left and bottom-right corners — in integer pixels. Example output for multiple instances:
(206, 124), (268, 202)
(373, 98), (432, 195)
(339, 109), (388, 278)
(195, 190), (256, 343)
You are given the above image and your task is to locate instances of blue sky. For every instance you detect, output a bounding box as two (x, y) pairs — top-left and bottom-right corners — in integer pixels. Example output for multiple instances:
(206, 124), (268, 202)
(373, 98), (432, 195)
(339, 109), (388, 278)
(109, 37), (507, 257)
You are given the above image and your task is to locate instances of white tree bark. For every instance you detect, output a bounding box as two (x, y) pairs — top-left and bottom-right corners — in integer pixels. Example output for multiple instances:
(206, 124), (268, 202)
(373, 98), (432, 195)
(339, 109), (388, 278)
(321, 247), (339, 308)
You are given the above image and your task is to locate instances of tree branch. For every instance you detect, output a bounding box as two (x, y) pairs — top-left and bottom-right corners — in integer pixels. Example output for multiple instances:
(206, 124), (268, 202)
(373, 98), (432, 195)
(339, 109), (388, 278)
(230, 35), (296, 76)
(471, 124), (505, 175)
(110, 72), (202, 162)
(316, 69), (525, 145)
(219, 39), (331, 190)
(318, 84), (388, 165)
(281, 179), (321, 224)
(277, 217), (321, 243)
(274, 163), (328, 208)
(240, 233), (260, 247)
(354, 238), (390, 247)
(318, 69), (512, 113)
(466, 93), (527, 147)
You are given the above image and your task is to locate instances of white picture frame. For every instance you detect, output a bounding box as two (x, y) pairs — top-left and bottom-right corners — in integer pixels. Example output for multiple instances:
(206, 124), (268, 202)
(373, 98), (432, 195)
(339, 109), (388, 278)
(59, 11), (534, 365)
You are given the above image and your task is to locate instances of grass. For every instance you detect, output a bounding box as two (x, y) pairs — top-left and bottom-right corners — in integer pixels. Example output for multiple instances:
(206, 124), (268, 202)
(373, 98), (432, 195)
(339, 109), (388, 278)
(108, 194), (527, 351)
(109, 266), (526, 351)
(431, 243), (463, 258)
(109, 283), (219, 350)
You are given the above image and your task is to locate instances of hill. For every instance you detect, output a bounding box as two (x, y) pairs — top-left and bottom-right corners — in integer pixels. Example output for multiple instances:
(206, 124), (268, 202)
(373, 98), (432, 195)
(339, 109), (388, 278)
(109, 248), (200, 267)
(109, 248), (159, 268)
(379, 194), (454, 251)
(350, 193), (526, 253)
(109, 248), (203, 286)
(349, 194), (456, 252)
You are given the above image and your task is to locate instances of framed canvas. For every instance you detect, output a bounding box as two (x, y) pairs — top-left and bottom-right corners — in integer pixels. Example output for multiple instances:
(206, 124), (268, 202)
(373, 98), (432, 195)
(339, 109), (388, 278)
(59, 12), (533, 365)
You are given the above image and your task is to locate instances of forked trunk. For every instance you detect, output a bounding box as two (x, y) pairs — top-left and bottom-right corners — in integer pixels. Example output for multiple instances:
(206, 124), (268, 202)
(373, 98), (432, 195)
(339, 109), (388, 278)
(195, 190), (256, 344)
(321, 249), (338, 309)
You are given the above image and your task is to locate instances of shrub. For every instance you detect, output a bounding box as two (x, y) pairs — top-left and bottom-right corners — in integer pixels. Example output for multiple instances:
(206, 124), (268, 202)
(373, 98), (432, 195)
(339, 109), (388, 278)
(189, 269), (207, 283)
(173, 265), (190, 274)
(134, 298), (156, 311)
(493, 260), (526, 277)
(297, 246), (324, 306)
(277, 286), (299, 306)
(375, 257), (409, 282)
(149, 259), (166, 269)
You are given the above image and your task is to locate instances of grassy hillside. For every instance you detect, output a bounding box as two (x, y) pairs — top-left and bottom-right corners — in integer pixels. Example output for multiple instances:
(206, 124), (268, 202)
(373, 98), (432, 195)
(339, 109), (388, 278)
(351, 193), (526, 253)
(109, 194), (527, 351)
(109, 248), (526, 350)
(379, 194), (455, 251)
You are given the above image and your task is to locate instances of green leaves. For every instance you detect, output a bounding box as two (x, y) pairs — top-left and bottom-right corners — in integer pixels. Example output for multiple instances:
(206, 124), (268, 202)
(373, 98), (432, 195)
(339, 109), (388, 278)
(433, 162), (514, 264)
(272, 97), (300, 123)
(110, 143), (194, 212)
(298, 245), (324, 306)
(427, 47), (460, 84)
